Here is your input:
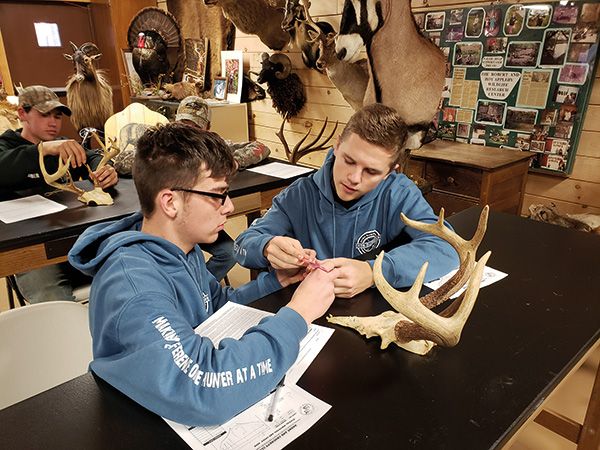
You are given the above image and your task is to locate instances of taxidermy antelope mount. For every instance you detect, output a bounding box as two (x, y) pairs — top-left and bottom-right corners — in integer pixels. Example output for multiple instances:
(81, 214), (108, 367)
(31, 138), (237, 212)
(335, 0), (446, 150)
(283, 0), (369, 111)
(38, 133), (120, 206)
(328, 206), (491, 355)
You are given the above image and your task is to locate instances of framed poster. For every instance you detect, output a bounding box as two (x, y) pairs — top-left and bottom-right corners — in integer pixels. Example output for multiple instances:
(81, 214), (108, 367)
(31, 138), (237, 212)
(220, 50), (243, 104)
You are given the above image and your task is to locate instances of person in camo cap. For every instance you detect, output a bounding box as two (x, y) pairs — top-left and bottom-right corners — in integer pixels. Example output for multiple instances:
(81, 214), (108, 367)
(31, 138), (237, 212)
(176, 96), (271, 169)
(0, 85), (117, 303)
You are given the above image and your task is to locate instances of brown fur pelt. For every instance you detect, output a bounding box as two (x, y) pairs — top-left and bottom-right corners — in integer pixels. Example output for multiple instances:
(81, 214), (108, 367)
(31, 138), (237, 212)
(167, 0), (236, 91)
(205, 0), (289, 51)
(529, 204), (600, 234)
(0, 99), (19, 134)
(162, 81), (203, 100)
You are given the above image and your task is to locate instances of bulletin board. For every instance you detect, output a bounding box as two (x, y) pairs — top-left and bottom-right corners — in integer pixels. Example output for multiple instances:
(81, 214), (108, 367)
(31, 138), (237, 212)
(414, 1), (600, 175)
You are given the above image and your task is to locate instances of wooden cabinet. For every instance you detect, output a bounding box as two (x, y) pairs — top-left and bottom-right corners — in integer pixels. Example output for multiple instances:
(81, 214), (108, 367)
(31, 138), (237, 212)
(131, 97), (249, 142)
(406, 140), (533, 216)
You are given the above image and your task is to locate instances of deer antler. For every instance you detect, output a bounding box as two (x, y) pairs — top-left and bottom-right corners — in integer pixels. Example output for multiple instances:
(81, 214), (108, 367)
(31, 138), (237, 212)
(328, 206), (491, 355)
(38, 142), (86, 198)
(276, 115), (338, 164)
(38, 136), (121, 206)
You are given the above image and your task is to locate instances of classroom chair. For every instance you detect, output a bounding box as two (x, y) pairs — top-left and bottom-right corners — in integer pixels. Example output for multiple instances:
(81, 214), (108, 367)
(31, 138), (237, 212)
(0, 301), (93, 410)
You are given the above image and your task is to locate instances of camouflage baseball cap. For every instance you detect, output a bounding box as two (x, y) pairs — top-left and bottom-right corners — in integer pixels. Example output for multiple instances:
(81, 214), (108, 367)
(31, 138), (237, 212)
(176, 96), (211, 129)
(18, 85), (71, 116)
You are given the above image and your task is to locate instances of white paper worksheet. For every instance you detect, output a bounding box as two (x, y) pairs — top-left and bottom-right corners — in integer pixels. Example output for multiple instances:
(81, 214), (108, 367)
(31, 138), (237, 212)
(0, 195), (67, 224)
(246, 162), (313, 179)
(163, 302), (334, 449)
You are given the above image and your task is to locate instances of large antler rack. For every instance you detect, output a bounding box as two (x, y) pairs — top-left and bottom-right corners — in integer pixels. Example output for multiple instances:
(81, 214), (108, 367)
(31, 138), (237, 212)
(38, 132), (120, 206)
(276, 115), (338, 164)
(328, 206), (491, 355)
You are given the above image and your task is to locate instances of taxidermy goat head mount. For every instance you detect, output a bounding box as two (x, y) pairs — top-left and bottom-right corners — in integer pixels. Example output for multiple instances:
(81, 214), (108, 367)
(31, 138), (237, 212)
(328, 206), (491, 355)
(38, 133), (120, 206)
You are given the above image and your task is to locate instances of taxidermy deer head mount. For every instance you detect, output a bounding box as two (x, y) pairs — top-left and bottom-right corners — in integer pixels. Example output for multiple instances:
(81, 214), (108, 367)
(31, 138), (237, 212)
(328, 206), (491, 355)
(38, 133), (120, 206)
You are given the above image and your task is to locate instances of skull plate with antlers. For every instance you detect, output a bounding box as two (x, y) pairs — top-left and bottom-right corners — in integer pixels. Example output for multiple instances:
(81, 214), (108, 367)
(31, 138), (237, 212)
(328, 206), (491, 355)
(38, 133), (120, 206)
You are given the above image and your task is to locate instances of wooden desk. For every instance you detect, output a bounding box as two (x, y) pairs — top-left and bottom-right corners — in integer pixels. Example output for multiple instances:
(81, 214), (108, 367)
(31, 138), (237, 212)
(0, 160), (312, 278)
(407, 140), (533, 216)
(1, 208), (598, 449)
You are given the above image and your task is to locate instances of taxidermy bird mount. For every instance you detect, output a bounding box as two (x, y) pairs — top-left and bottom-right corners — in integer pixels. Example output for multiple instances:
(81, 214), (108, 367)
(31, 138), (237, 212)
(127, 7), (182, 86)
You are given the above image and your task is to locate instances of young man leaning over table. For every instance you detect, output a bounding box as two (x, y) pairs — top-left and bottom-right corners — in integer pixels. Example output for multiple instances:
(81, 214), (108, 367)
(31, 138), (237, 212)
(68, 122), (338, 426)
(0, 85), (117, 303)
(234, 103), (459, 298)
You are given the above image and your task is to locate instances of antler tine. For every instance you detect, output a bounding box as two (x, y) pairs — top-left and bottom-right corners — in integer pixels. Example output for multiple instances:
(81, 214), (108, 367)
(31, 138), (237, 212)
(373, 251), (428, 314)
(401, 206), (490, 306)
(295, 118), (339, 157)
(37, 143), (84, 196)
(92, 132), (120, 168)
(276, 114), (293, 161)
(373, 249), (492, 348)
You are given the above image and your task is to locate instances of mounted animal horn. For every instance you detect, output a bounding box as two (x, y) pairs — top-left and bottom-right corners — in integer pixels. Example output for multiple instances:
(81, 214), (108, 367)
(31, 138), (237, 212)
(70, 41), (79, 52)
(269, 53), (292, 79)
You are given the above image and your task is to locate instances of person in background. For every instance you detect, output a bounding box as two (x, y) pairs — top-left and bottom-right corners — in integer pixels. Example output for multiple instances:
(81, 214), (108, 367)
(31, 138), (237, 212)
(233, 103), (459, 298)
(175, 96), (270, 282)
(0, 85), (118, 303)
(68, 122), (337, 426)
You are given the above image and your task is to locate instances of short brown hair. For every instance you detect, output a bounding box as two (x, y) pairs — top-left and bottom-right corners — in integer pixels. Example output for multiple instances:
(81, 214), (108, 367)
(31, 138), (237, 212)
(134, 122), (236, 217)
(339, 103), (408, 168)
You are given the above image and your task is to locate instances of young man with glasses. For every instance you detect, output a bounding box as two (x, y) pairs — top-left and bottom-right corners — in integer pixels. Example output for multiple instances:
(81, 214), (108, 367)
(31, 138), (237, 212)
(68, 122), (338, 426)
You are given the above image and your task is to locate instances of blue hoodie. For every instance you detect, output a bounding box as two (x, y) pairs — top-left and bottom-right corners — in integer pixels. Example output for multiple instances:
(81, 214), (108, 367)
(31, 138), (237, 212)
(234, 149), (459, 287)
(68, 212), (307, 427)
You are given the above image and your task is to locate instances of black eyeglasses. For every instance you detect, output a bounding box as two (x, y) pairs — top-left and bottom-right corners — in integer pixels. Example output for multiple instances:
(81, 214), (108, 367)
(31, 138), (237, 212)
(171, 188), (229, 205)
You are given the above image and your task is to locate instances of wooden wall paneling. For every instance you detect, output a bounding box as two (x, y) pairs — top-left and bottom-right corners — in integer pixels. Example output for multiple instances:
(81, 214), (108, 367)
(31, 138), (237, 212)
(89, 0), (125, 114)
(522, 194), (600, 216)
(577, 131), (600, 158)
(99, 0), (160, 108)
(0, 28), (13, 95)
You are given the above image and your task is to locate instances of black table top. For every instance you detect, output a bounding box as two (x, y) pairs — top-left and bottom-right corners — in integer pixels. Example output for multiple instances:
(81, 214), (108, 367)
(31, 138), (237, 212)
(0, 158), (313, 254)
(1, 207), (599, 449)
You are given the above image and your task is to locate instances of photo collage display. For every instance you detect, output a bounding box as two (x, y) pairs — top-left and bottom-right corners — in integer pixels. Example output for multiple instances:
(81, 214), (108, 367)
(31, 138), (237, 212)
(416, 2), (600, 174)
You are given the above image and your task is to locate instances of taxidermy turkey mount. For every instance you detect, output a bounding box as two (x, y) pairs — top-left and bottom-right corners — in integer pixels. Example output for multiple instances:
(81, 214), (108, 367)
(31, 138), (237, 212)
(127, 7), (182, 86)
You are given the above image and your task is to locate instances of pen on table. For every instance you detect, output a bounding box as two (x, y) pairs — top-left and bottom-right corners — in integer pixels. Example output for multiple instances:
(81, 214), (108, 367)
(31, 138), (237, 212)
(266, 376), (285, 422)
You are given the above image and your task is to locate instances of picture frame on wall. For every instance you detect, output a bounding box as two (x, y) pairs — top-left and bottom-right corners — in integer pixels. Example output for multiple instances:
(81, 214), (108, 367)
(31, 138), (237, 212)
(212, 76), (228, 100)
(220, 50), (243, 104)
(121, 49), (142, 96)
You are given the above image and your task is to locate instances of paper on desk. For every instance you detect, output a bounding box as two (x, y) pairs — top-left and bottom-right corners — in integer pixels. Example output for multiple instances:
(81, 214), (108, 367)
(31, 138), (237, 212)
(246, 162), (313, 179)
(425, 266), (507, 299)
(194, 302), (334, 384)
(0, 195), (67, 224)
(166, 383), (330, 450)
(164, 302), (334, 449)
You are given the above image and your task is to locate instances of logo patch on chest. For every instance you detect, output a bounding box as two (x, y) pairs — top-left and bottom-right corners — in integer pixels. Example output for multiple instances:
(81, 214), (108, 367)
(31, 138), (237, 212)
(356, 230), (381, 255)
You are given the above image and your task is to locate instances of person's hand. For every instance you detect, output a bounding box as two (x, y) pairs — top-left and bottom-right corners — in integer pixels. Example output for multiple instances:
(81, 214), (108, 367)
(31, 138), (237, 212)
(275, 266), (308, 288)
(40, 139), (87, 169)
(93, 164), (118, 189)
(263, 236), (317, 270)
(286, 262), (338, 325)
(326, 258), (374, 298)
